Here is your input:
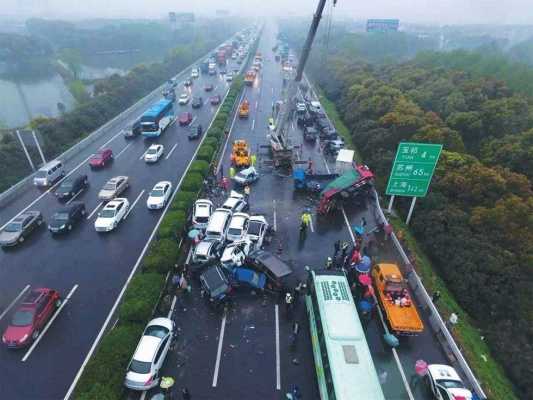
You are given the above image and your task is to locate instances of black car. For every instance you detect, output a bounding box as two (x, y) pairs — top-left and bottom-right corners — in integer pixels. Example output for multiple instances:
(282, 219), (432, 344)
(319, 127), (338, 140)
(48, 203), (86, 234)
(188, 124), (203, 140)
(0, 211), (43, 247)
(123, 120), (142, 139)
(315, 117), (330, 131)
(303, 126), (318, 142)
(200, 266), (231, 304)
(297, 112), (314, 128)
(55, 174), (88, 200)
(245, 250), (294, 291)
(191, 97), (204, 109)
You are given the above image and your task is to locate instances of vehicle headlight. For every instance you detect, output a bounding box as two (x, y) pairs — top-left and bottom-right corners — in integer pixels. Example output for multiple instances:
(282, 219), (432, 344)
(2, 335), (6, 343)
(60, 224), (66, 229)
(20, 334), (28, 343)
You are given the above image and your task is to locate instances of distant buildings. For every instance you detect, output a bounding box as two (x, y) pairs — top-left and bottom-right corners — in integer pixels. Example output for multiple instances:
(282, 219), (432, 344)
(366, 19), (400, 32)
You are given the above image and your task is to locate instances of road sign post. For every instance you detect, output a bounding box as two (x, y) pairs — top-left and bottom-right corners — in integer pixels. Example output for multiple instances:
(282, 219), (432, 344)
(386, 142), (443, 224)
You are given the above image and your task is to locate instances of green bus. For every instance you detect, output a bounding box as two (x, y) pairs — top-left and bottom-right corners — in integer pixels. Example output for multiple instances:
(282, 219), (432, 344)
(305, 270), (386, 400)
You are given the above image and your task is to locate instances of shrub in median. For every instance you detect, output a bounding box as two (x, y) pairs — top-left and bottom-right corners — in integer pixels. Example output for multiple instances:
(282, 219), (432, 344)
(158, 210), (187, 239)
(181, 172), (204, 192)
(171, 192), (196, 212)
(196, 145), (215, 163)
(119, 273), (165, 324)
(143, 238), (180, 274)
(189, 160), (210, 177)
(75, 323), (143, 400)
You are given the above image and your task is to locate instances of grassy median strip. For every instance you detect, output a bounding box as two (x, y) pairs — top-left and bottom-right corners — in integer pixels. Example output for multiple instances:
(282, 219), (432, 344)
(315, 83), (516, 400)
(73, 77), (244, 400)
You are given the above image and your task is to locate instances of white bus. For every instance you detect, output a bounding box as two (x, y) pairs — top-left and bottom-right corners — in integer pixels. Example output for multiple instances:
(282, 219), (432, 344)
(305, 269), (386, 400)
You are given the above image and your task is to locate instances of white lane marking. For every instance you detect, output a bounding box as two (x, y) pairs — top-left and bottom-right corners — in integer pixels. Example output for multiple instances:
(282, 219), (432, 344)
(125, 190), (145, 218)
(110, 318), (119, 331)
(291, 120), (295, 131)
(309, 215), (315, 233)
(22, 284), (79, 362)
(167, 296), (177, 319)
(0, 285), (30, 321)
(66, 189), (84, 205)
(139, 148), (149, 160)
(340, 206), (414, 399)
(212, 313), (227, 387)
(98, 130), (123, 150)
(165, 143), (178, 160)
(216, 88), (246, 173)
(273, 200), (277, 232)
(114, 143), (132, 160)
(275, 304), (281, 390)
(86, 202), (103, 220)
(252, 119), (255, 131)
(63, 82), (233, 400)
(255, 100), (258, 110)
(140, 391), (147, 400)
(0, 154), (93, 232)
(190, 116), (197, 125)
(214, 85), (218, 91)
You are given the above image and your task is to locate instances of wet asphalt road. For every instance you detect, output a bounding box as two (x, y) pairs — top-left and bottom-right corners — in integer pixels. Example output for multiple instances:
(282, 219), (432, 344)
(147, 22), (449, 400)
(0, 37), (246, 399)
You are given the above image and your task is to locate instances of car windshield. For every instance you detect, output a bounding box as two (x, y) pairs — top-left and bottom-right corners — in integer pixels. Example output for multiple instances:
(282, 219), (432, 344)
(11, 309), (34, 326)
(147, 148), (158, 155)
(210, 282), (229, 298)
(180, 94), (187, 98)
(248, 222), (262, 236)
(60, 181), (74, 189)
(129, 359), (152, 375)
(236, 171), (248, 179)
(228, 228), (242, 236)
(103, 182), (116, 190)
(437, 379), (465, 389)
(145, 325), (169, 339)
(100, 209), (116, 218)
(4, 222), (22, 232)
(35, 171), (47, 178)
(54, 212), (70, 221)
(150, 189), (165, 197)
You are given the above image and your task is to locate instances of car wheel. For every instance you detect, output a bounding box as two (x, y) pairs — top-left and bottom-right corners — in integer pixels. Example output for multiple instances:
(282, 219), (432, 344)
(32, 330), (40, 341)
(55, 299), (62, 308)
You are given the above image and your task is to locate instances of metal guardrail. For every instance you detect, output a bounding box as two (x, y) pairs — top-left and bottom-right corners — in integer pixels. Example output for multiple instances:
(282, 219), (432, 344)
(0, 35), (240, 210)
(301, 72), (487, 399)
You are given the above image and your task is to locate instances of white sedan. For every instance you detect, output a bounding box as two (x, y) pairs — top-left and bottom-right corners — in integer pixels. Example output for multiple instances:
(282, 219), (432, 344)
(246, 215), (269, 249)
(146, 181), (172, 210)
(220, 239), (253, 269)
(178, 93), (190, 105)
(425, 364), (473, 400)
(94, 198), (129, 232)
(144, 144), (164, 163)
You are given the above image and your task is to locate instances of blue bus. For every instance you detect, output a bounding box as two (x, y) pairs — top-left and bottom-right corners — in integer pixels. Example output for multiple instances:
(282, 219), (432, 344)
(141, 99), (175, 138)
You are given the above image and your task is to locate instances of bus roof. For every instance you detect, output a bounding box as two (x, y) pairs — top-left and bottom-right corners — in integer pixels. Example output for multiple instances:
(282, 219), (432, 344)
(313, 271), (385, 400)
(143, 99), (173, 118)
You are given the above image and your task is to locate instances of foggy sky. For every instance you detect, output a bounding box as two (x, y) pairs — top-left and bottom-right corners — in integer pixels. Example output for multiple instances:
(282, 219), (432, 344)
(7, 0), (533, 25)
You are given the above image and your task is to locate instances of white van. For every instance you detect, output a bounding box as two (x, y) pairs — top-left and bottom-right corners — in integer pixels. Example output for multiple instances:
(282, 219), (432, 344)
(33, 160), (65, 187)
(204, 208), (232, 242)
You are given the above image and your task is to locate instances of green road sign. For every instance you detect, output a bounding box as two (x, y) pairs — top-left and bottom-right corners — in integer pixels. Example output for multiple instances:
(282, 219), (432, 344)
(386, 142), (443, 197)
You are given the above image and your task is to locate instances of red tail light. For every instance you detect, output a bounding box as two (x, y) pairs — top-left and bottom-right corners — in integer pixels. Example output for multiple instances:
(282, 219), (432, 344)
(144, 376), (153, 387)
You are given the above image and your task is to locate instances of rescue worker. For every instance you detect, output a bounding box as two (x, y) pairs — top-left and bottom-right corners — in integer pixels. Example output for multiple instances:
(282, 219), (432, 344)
(244, 185), (251, 201)
(341, 241), (350, 259)
(250, 153), (257, 166)
(333, 239), (341, 258)
(285, 291), (294, 317)
(325, 256), (333, 269)
(229, 166), (236, 178)
(306, 158), (314, 174)
(300, 210), (312, 233)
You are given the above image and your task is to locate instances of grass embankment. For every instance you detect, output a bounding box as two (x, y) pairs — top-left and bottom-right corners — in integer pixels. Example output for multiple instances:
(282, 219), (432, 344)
(316, 84), (517, 400)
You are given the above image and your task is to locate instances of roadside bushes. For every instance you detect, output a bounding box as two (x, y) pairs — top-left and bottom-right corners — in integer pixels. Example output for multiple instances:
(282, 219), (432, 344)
(119, 274), (165, 323)
(196, 144), (216, 163)
(143, 238), (180, 274)
(158, 210), (187, 239)
(171, 192), (196, 212)
(189, 160), (210, 177)
(181, 172), (204, 192)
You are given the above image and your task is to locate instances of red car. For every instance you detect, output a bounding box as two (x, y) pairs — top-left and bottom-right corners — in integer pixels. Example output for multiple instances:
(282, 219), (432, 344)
(89, 148), (113, 168)
(179, 112), (193, 126)
(204, 84), (214, 92)
(210, 95), (221, 105)
(2, 288), (61, 348)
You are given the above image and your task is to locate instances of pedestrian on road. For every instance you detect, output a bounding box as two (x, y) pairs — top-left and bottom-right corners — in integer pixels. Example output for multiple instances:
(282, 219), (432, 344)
(325, 257), (333, 270)
(229, 166), (236, 178)
(341, 241), (350, 259)
(333, 240), (341, 258)
(306, 158), (314, 174)
(361, 217), (367, 229)
(300, 211), (312, 233)
(181, 387), (191, 400)
(251, 153), (257, 166)
(285, 291), (294, 318)
(244, 185), (251, 201)
(172, 273), (180, 295)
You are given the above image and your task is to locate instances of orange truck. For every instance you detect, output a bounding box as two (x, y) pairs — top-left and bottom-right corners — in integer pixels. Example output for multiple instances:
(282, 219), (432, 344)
(239, 99), (250, 118)
(372, 263), (424, 336)
(231, 140), (251, 168)
(244, 70), (256, 86)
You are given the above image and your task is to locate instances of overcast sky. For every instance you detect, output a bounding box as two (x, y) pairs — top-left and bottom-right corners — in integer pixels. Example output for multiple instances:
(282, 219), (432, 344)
(8, 0), (533, 25)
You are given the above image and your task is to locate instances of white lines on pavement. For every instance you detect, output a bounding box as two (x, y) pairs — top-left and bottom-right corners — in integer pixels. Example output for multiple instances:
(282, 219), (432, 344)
(309, 215), (315, 233)
(98, 130), (123, 150)
(212, 313), (227, 387)
(252, 119), (256, 131)
(167, 296), (177, 319)
(87, 202), (103, 220)
(0, 285), (30, 321)
(125, 190), (145, 218)
(191, 116), (197, 125)
(214, 85), (218, 91)
(255, 100), (258, 110)
(139, 148), (149, 161)
(114, 143), (132, 160)
(166, 143), (178, 160)
(66, 189), (84, 205)
(273, 200), (277, 232)
(22, 284), (79, 362)
(0, 153), (93, 232)
(275, 304), (281, 390)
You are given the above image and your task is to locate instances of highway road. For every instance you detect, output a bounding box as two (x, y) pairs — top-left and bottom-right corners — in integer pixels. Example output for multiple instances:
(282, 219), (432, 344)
(0, 33), (250, 400)
(147, 22), (450, 400)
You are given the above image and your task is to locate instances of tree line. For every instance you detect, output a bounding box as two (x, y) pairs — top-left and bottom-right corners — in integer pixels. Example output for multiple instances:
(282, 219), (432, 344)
(281, 25), (533, 399)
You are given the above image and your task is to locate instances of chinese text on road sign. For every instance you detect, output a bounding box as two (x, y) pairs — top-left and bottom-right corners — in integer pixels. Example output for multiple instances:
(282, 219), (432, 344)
(386, 142), (443, 197)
